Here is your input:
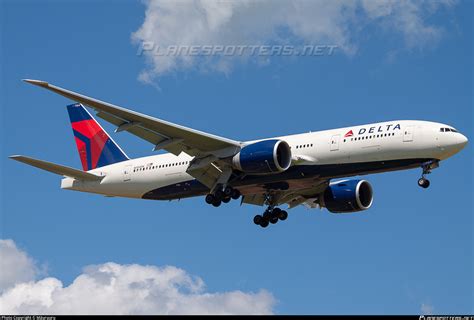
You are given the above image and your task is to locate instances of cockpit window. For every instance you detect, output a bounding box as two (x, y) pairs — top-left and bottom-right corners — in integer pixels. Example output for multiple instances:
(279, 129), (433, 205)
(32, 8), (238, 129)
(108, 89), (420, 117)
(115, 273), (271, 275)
(440, 127), (459, 133)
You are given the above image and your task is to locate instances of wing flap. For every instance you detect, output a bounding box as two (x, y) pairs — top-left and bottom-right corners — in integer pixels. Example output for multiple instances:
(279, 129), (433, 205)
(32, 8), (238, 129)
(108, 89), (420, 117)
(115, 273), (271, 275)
(241, 193), (266, 206)
(10, 155), (103, 181)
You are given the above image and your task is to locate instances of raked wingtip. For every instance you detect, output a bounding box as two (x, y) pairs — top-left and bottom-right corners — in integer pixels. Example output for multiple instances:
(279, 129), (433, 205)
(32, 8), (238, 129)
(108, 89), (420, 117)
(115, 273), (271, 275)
(9, 155), (24, 161)
(22, 79), (49, 87)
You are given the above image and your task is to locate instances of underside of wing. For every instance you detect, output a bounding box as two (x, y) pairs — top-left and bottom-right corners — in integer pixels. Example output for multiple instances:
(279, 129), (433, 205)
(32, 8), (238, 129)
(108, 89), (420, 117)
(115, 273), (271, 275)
(240, 178), (329, 209)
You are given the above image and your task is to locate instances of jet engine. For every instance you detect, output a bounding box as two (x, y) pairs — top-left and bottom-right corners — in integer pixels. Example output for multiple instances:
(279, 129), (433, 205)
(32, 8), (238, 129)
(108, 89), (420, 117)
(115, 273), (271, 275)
(232, 139), (292, 174)
(321, 179), (373, 213)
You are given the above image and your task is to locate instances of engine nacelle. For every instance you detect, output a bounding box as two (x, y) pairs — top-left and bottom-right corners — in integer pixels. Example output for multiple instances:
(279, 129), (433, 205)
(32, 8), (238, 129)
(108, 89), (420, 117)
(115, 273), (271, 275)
(232, 139), (292, 174)
(321, 179), (373, 213)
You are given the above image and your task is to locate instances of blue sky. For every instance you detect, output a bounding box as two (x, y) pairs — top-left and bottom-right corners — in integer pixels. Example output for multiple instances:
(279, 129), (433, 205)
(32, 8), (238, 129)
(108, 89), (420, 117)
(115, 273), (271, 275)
(0, 0), (472, 315)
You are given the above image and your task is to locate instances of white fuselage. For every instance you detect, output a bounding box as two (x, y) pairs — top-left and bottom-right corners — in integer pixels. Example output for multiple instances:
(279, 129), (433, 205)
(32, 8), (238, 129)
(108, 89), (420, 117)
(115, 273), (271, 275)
(61, 120), (468, 200)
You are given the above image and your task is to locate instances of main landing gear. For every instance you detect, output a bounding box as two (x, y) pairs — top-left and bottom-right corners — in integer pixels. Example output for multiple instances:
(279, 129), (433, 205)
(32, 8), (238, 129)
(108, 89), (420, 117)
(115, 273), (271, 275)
(417, 160), (439, 189)
(253, 207), (288, 228)
(205, 186), (241, 207)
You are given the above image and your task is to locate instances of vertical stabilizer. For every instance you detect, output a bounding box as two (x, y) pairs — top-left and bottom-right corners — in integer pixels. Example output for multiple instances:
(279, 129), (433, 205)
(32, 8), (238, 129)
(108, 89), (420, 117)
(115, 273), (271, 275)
(67, 103), (129, 171)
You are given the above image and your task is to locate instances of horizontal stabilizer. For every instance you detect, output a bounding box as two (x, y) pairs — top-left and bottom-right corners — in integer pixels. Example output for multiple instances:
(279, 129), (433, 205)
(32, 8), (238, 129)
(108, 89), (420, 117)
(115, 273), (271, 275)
(9, 155), (103, 181)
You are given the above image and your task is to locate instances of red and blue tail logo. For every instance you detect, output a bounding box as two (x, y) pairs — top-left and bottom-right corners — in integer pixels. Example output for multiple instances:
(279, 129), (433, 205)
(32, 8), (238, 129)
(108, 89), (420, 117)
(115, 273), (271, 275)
(67, 103), (129, 171)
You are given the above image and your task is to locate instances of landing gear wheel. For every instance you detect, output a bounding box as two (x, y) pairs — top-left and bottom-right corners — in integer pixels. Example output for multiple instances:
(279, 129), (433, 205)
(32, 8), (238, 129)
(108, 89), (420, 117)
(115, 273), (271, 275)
(231, 189), (241, 200)
(263, 210), (271, 221)
(224, 186), (233, 197)
(278, 210), (288, 221)
(212, 199), (222, 207)
(222, 196), (231, 203)
(418, 178), (430, 189)
(270, 216), (279, 224)
(215, 189), (225, 201)
(260, 219), (269, 228)
(270, 208), (280, 224)
(205, 194), (215, 204)
(253, 215), (263, 225)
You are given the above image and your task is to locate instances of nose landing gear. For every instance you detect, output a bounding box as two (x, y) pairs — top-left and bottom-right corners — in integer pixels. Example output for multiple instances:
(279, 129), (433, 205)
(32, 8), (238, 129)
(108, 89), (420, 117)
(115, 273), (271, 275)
(417, 160), (439, 189)
(418, 177), (430, 189)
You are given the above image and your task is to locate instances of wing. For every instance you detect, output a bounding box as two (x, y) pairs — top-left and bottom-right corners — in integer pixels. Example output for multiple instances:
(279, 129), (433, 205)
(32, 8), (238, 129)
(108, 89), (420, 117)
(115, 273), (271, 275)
(23, 79), (241, 158)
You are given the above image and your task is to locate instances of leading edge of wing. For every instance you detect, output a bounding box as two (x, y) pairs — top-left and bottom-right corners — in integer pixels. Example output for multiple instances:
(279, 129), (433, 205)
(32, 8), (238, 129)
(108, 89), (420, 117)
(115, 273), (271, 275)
(22, 79), (241, 149)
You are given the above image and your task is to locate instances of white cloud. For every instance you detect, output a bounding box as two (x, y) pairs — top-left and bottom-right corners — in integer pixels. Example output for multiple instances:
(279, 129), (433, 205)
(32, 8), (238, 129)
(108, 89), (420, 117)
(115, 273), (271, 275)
(0, 240), (275, 315)
(0, 239), (38, 292)
(421, 302), (434, 315)
(132, 0), (456, 82)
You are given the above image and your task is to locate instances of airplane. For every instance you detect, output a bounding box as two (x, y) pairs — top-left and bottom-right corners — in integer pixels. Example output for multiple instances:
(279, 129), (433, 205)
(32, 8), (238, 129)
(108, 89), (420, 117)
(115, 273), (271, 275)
(10, 79), (468, 228)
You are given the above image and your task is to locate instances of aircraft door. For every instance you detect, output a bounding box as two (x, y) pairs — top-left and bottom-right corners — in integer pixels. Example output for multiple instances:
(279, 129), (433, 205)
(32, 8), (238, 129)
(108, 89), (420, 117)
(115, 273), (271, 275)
(330, 134), (340, 151)
(403, 126), (414, 142)
(123, 165), (132, 182)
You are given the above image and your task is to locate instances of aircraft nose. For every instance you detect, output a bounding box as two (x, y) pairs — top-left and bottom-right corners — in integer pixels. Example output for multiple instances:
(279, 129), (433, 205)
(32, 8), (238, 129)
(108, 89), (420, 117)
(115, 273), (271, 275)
(450, 132), (468, 151)
(458, 133), (468, 148)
